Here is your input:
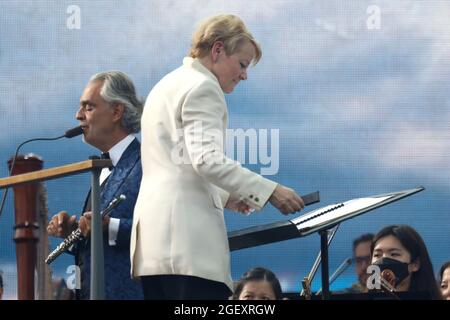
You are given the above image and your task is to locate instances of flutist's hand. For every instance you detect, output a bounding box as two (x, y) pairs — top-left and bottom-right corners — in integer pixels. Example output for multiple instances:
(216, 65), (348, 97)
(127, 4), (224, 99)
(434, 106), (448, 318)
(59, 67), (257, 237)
(269, 184), (305, 215)
(47, 211), (78, 238)
(78, 212), (110, 237)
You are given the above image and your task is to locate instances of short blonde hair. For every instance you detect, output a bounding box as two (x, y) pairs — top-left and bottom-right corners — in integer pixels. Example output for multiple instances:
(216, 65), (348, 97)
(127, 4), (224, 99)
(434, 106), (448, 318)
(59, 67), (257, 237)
(189, 14), (262, 65)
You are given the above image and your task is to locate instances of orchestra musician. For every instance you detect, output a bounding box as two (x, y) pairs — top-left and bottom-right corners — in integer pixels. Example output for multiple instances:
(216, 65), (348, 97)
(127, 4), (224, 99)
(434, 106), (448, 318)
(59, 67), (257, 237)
(370, 225), (441, 299)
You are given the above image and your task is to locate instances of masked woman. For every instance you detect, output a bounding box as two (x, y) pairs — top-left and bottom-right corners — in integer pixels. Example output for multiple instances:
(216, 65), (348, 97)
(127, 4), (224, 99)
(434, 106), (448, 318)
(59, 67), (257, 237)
(370, 225), (441, 299)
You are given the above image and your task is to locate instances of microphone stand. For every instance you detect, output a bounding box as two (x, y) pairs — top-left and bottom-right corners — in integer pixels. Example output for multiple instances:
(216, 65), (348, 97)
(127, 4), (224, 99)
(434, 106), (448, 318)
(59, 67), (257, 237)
(89, 156), (104, 299)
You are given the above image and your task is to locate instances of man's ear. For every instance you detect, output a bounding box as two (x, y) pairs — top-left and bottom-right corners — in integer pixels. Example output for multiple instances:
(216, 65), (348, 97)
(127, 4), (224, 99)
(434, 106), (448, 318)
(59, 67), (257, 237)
(211, 41), (225, 62)
(112, 103), (125, 123)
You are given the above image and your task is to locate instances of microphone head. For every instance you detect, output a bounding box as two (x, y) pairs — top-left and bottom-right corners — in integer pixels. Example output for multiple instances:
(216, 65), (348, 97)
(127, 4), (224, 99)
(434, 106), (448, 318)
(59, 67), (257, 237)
(64, 125), (84, 138)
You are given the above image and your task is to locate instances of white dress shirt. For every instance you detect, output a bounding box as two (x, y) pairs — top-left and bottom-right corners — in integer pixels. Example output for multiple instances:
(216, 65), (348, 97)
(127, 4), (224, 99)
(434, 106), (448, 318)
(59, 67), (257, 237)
(101, 134), (135, 246)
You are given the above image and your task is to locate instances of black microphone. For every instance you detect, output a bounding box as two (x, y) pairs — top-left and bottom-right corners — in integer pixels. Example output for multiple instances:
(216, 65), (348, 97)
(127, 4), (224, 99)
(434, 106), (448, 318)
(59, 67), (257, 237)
(64, 125), (84, 138)
(0, 125), (84, 219)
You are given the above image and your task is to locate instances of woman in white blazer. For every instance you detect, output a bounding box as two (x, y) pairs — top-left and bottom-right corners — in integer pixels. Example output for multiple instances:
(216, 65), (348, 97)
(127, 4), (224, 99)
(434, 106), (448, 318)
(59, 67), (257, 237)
(131, 14), (305, 299)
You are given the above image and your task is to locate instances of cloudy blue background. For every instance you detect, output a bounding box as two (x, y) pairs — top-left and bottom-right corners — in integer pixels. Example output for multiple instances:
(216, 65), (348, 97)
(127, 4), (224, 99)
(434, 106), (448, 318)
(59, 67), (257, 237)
(0, 0), (449, 299)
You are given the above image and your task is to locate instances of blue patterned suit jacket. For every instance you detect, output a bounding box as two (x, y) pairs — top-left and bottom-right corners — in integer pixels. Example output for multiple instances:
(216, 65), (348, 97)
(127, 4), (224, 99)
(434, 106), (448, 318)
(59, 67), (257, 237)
(75, 138), (143, 299)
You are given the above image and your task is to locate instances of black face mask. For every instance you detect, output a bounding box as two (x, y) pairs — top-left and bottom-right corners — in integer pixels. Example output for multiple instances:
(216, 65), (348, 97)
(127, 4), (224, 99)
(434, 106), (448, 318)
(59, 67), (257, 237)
(372, 257), (410, 287)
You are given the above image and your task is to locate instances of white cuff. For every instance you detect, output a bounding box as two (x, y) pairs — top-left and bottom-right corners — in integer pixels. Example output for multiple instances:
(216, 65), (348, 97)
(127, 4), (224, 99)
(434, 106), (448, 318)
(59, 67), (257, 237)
(108, 218), (120, 246)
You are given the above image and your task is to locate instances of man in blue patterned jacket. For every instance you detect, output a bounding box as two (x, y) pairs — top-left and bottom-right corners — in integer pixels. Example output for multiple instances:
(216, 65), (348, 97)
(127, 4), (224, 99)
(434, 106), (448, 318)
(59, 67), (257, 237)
(47, 71), (143, 299)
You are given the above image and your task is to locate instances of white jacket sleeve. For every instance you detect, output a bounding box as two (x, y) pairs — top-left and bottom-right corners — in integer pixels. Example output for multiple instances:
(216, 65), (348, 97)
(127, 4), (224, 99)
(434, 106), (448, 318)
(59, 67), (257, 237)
(181, 80), (277, 210)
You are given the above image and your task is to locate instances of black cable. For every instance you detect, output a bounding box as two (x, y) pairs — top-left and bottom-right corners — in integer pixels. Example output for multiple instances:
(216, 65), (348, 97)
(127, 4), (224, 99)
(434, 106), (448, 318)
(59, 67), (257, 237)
(0, 125), (83, 220)
(0, 134), (65, 219)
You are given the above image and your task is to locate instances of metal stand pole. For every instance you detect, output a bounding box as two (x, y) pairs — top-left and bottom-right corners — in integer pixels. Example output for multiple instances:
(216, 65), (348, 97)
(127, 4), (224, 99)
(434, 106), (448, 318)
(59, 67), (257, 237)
(90, 168), (104, 299)
(320, 229), (330, 300)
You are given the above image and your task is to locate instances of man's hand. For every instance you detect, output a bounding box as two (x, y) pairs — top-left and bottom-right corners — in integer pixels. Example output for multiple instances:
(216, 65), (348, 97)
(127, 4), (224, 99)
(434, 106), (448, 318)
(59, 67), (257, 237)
(269, 184), (305, 215)
(78, 212), (111, 237)
(47, 211), (78, 238)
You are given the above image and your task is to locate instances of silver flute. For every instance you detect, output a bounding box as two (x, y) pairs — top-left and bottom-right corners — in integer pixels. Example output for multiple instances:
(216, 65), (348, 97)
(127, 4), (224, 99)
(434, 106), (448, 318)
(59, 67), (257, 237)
(45, 194), (126, 265)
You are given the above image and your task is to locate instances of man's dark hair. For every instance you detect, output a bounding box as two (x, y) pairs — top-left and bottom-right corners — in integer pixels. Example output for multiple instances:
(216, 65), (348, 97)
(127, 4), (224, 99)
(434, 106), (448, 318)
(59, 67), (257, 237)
(0, 272), (3, 288)
(352, 233), (374, 253)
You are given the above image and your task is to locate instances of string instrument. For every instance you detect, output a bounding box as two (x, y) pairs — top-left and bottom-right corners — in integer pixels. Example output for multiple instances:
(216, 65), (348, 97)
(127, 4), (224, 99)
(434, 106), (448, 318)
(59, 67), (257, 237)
(301, 277), (312, 300)
(378, 268), (401, 300)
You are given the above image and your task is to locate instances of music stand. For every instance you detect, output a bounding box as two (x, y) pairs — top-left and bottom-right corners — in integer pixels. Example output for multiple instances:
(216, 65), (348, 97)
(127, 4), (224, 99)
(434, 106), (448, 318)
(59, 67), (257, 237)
(228, 187), (425, 300)
(300, 224), (340, 299)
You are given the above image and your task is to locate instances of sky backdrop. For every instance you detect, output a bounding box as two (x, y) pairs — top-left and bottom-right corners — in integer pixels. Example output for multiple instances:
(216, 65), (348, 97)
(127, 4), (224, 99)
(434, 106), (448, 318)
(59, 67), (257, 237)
(0, 0), (449, 299)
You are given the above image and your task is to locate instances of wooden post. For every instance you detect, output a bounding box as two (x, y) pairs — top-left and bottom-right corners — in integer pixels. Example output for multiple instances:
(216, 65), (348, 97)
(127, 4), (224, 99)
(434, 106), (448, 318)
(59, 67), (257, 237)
(0, 158), (112, 300)
(8, 155), (43, 300)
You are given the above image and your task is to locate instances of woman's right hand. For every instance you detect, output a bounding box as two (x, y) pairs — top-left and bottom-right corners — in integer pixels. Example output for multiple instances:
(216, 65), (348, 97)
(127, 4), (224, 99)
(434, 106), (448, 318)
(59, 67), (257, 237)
(269, 184), (305, 215)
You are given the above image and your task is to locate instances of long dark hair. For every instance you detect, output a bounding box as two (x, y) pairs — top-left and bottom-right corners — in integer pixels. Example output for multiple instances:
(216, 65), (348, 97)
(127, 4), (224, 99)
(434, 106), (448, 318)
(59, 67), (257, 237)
(371, 225), (442, 300)
(232, 267), (283, 300)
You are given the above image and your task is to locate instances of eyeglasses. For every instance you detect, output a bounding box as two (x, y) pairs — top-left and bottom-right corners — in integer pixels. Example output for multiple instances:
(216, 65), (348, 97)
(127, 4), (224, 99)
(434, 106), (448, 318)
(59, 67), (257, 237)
(354, 255), (372, 265)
